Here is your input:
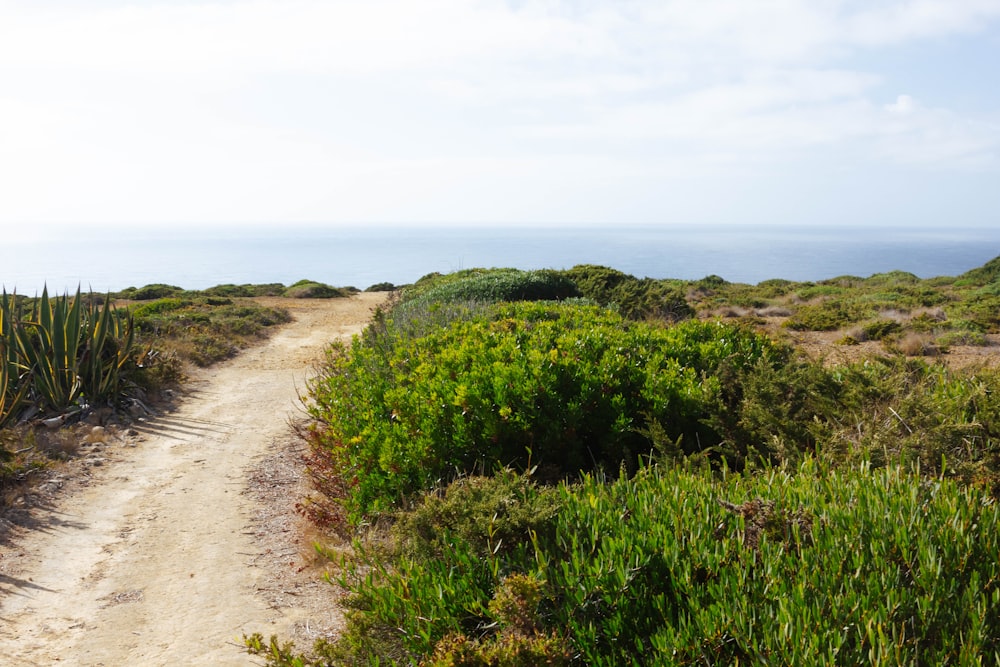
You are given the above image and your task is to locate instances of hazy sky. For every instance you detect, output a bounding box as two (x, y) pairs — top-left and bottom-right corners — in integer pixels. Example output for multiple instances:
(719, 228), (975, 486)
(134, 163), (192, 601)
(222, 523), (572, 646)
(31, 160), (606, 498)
(1, 0), (999, 232)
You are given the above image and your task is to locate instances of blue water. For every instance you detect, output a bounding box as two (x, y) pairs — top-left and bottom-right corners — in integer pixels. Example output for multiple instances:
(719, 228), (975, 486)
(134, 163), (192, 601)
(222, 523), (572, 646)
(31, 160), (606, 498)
(3, 225), (999, 295)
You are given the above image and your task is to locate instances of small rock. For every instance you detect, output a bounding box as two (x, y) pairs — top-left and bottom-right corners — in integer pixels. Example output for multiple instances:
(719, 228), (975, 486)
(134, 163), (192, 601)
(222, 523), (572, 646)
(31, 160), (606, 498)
(42, 415), (65, 429)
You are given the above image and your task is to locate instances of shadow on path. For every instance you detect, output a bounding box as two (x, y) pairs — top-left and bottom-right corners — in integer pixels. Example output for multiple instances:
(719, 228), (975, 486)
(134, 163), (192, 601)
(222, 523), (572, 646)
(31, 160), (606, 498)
(129, 414), (236, 442)
(0, 571), (58, 599)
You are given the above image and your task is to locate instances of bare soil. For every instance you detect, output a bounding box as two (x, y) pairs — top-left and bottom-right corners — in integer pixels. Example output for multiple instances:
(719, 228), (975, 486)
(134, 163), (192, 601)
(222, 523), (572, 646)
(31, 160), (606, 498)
(752, 316), (1000, 369)
(0, 293), (388, 666)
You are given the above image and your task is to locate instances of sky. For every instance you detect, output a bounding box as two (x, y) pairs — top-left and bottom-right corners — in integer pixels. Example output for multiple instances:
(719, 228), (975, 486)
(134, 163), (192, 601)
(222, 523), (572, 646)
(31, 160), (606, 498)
(1, 0), (999, 234)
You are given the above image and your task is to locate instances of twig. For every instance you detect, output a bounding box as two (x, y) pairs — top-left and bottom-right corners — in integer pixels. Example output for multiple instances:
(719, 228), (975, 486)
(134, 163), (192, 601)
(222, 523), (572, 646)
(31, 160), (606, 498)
(888, 407), (912, 434)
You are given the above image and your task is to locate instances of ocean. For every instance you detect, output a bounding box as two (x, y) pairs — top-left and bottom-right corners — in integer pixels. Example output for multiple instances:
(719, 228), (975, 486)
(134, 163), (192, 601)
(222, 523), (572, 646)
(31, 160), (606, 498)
(3, 224), (999, 295)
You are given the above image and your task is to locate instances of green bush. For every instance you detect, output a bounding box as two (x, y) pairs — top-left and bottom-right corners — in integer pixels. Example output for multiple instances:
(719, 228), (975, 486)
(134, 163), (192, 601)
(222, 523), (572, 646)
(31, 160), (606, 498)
(391, 469), (562, 563)
(562, 265), (692, 321)
(403, 268), (580, 307)
(861, 318), (903, 341)
(307, 302), (779, 518)
(202, 283), (286, 297)
(696, 274), (728, 289)
(948, 294), (1000, 332)
(131, 297), (192, 318)
(864, 270), (921, 286)
(794, 284), (845, 301)
(284, 280), (347, 298)
(754, 278), (795, 297)
(783, 300), (870, 331)
(936, 329), (989, 347)
(956, 255), (1000, 287)
(723, 355), (1000, 484)
(121, 284), (184, 300)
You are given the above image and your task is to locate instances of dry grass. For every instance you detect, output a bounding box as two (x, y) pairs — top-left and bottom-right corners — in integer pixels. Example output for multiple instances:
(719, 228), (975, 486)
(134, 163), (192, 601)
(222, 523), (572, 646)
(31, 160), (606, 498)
(895, 333), (941, 357)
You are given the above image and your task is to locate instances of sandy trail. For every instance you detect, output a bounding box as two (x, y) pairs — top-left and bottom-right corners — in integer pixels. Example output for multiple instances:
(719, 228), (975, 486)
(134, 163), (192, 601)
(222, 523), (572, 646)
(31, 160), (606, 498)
(0, 293), (386, 666)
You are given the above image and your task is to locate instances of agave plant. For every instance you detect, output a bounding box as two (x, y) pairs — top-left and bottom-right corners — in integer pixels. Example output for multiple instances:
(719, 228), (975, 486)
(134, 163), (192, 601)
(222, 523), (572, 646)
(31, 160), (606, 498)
(0, 291), (31, 428)
(77, 293), (138, 406)
(11, 287), (84, 413)
(4, 287), (141, 418)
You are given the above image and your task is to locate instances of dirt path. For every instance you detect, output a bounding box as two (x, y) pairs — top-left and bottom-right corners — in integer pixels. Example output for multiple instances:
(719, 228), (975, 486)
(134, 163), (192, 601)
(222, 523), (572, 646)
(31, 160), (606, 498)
(0, 293), (387, 666)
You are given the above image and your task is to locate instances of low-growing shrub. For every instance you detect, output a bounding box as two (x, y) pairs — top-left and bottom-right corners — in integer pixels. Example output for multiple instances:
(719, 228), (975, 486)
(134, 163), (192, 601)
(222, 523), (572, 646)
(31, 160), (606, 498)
(754, 278), (795, 297)
(131, 297), (192, 318)
(132, 299), (291, 368)
(561, 265), (693, 321)
(202, 283), (286, 297)
(794, 284), (844, 301)
(936, 329), (989, 347)
(306, 302), (779, 518)
(949, 294), (1000, 332)
(390, 469), (562, 562)
(404, 268), (580, 307)
(861, 318), (903, 341)
(119, 284), (184, 300)
(783, 300), (870, 331)
(956, 255), (1000, 287)
(284, 280), (348, 299)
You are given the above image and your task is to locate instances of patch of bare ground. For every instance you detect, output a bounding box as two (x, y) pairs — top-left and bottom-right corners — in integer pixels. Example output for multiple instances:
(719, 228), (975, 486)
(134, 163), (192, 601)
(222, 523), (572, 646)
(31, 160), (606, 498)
(243, 435), (347, 650)
(737, 315), (1000, 368)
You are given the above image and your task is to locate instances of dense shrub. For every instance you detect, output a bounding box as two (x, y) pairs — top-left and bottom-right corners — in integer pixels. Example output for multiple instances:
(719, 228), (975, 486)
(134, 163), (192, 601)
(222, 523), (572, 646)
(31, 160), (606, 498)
(860, 318), (903, 341)
(403, 268), (580, 307)
(307, 302), (779, 518)
(949, 293), (1000, 332)
(754, 278), (795, 297)
(284, 280), (349, 299)
(202, 283), (286, 297)
(562, 265), (693, 321)
(955, 255), (1000, 287)
(118, 283), (184, 300)
(865, 270), (921, 286)
(783, 299), (871, 331)
(131, 297), (192, 318)
(718, 356), (1000, 485)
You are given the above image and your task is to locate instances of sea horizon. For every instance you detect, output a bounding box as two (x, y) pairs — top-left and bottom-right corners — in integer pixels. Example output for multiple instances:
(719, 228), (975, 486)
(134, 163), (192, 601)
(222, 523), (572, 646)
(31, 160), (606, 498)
(3, 223), (999, 296)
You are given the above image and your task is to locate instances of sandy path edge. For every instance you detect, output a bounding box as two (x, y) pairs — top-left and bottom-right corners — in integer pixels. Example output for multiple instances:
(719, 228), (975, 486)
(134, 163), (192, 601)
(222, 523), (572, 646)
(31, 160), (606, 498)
(0, 293), (387, 666)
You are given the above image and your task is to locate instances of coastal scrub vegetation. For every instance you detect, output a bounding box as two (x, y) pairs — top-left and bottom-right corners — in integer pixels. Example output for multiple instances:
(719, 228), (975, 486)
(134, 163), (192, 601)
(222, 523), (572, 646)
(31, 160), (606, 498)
(115, 278), (355, 301)
(252, 261), (1000, 665)
(1, 279), (356, 497)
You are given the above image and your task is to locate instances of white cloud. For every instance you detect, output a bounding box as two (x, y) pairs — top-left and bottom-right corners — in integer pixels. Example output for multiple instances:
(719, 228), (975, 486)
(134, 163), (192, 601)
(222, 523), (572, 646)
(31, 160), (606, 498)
(0, 0), (604, 77)
(847, 0), (1000, 46)
(1, 0), (999, 225)
(875, 96), (1000, 167)
(886, 94), (917, 115)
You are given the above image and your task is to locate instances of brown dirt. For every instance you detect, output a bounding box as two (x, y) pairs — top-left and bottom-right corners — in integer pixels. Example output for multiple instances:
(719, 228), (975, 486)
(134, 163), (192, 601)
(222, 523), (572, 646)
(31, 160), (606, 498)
(754, 317), (1000, 369)
(0, 292), (388, 666)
